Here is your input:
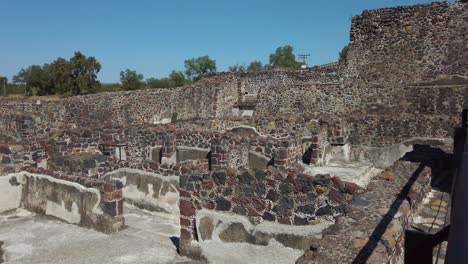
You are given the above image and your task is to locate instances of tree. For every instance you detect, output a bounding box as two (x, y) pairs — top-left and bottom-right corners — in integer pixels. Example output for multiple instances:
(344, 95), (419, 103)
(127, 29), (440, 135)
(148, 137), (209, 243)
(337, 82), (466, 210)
(146, 77), (175, 88)
(184, 55), (216, 80)
(269, 45), (301, 69)
(169, 70), (186, 87)
(48, 57), (72, 94)
(247, 61), (263, 73)
(13, 65), (48, 95)
(339, 45), (349, 63)
(120, 69), (144, 91)
(228, 64), (246, 73)
(12, 52), (101, 96)
(69, 52), (101, 95)
(0, 76), (7, 96)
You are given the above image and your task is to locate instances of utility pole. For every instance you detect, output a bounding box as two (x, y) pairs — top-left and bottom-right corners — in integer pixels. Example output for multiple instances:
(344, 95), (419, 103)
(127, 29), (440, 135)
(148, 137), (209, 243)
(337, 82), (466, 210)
(298, 54), (310, 67)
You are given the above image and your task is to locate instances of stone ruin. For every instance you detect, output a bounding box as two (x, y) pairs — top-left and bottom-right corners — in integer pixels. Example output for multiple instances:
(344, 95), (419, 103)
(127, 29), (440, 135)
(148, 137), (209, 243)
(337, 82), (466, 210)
(0, 1), (467, 263)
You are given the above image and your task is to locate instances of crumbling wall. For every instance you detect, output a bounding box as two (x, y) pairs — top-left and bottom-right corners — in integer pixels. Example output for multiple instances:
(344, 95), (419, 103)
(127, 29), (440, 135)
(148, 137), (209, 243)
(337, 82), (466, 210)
(0, 170), (124, 233)
(104, 168), (179, 215)
(178, 167), (363, 259)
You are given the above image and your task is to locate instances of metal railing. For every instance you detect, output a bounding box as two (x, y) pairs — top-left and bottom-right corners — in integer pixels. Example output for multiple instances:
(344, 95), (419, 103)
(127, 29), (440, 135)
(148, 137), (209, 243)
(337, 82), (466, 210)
(445, 109), (468, 264)
(405, 109), (468, 264)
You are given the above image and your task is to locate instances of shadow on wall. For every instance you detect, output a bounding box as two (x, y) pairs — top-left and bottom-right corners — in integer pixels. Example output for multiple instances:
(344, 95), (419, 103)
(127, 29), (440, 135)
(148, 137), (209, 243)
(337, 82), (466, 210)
(352, 144), (452, 263)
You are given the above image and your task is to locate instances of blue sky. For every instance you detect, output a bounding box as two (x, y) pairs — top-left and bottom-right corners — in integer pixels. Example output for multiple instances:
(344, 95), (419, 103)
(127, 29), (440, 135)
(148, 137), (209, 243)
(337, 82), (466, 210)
(0, 0), (454, 83)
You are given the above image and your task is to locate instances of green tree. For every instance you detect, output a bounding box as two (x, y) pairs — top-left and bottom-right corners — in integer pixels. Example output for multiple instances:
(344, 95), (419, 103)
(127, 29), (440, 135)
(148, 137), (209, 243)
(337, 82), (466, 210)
(0, 76), (7, 96)
(12, 52), (101, 96)
(69, 52), (101, 95)
(269, 45), (301, 69)
(120, 69), (144, 91)
(247, 61), (263, 73)
(169, 70), (186, 87)
(13, 65), (48, 95)
(47, 58), (72, 94)
(339, 45), (349, 62)
(146, 77), (175, 88)
(228, 64), (246, 73)
(184, 55), (216, 80)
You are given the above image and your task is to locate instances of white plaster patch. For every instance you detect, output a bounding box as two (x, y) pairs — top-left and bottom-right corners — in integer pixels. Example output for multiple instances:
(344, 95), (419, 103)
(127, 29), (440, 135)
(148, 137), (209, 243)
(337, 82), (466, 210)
(240, 110), (254, 117)
(200, 239), (303, 264)
(37, 159), (48, 169)
(22, 172), (102, 214)
(4, 243), (34, 261)
(46, 201), (81, 224)
(123, 184), (179, 218)
(116, 254), (139, 263)
(354, 137), (452, 168)
(106, 169), (179, 217)
(161, 153), (176, 165)
(228, 125), (262, 137)
(302, 161), (383, 188)
(0, 173), (24, 213)
(151, 116), (171, 125)
(195, 210), (334, 264)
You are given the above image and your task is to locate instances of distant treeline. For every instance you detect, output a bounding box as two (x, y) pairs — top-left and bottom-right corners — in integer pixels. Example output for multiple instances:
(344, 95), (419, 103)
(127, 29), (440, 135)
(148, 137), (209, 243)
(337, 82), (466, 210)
(1, 45), (349, 97)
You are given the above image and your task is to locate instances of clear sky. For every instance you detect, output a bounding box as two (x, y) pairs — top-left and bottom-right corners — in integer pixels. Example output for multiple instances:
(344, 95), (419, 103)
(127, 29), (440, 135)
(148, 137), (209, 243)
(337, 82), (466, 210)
(0, 0), (454, 83)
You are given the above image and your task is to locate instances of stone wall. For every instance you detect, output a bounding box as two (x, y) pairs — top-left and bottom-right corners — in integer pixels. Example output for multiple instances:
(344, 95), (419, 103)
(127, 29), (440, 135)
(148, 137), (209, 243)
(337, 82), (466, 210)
(0, 169), (124, 233)
(44, 125), (305, 176)
(104, 169), (179, 215)
(348, 1), (467, 85)
(178, 167), (363, 259)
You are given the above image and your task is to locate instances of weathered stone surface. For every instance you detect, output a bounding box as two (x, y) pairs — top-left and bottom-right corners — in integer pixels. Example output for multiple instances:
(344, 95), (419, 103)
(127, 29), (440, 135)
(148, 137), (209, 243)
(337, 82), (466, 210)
(198, 216), (215, 241)
(219, 223), (253, 243)
(0, 146), (11, 155)
(1, 156), (11, 164)
(214, 196), (231, 211)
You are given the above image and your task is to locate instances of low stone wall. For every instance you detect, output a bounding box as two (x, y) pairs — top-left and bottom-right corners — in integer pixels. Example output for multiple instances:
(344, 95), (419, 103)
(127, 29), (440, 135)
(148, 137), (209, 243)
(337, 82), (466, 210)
(178, 167), (362, 260)
(104, 168), (179, 216)
(0, 169), (124, 234)
(0, 143), (47, 175)
(193, 209), (334, 264)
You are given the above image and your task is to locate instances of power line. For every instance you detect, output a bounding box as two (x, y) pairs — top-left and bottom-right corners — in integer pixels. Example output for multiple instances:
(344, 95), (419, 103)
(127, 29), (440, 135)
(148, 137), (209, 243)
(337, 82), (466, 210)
(298, 54), (310, 66)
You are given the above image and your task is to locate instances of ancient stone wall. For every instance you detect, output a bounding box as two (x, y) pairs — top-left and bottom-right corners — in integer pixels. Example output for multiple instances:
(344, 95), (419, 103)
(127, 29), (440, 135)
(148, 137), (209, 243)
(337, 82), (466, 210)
(60, 75), (238, 128)
(348, 1), (467, 85)
(1, 169), (124, 233)
(178, 167), (363, 259)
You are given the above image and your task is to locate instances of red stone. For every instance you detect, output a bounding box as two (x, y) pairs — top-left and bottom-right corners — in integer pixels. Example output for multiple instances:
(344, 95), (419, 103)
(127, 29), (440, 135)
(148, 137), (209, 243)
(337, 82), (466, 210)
(239, 196), (251, 207)
(202, 199), (215, 210)
(103, 183), (113, 192)
(252, 198), (266, 212)
(201, 181), (214, 190)
(278, 217), (292, 225)
(180, 190), (191, 198)
(180, 217), (191, 227)
(181, 166), (191, 174)
(331, 176), (345, 190)
(180, 228), (192, 240)
(267, 179), (277, 187)
(344, 182), (363, 195)
(248, 208), (262, 217)
(180, 200), (196, 216)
